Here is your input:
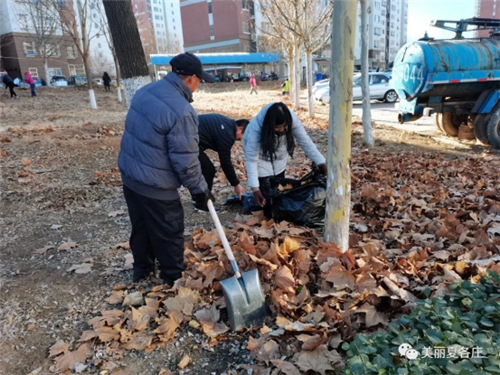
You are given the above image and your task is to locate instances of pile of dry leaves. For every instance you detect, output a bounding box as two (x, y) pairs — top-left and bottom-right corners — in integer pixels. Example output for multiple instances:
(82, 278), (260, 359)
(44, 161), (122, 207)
(48, 152), (500, 374)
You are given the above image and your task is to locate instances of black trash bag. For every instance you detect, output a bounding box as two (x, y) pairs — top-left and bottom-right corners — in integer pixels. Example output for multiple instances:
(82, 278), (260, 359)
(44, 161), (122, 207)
(270, 171), (327, 227)
(224, 193), (260, 213)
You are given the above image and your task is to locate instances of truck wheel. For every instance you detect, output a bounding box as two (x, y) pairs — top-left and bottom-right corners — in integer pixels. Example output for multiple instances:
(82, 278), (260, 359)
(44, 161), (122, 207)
(441, 113), (460, 137)
(473, 113), (491, 145)
(435, 113), (445, 134)
(486, 105), (500, 149)
(384, 90), (398, 103)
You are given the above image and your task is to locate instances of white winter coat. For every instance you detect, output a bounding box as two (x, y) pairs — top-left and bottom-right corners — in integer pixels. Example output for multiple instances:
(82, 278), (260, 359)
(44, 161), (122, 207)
(243, 103), (326, 188)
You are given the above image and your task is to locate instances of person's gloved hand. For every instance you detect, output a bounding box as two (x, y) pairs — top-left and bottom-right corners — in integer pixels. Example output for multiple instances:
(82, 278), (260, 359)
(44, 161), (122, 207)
(253, 189), (266, 207)
(317, 163), (327, 176)
(193, 190), (215, 211)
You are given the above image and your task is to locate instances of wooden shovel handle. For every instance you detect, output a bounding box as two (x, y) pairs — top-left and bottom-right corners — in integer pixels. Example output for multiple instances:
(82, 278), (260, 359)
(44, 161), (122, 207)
(207, 200), (242, 278)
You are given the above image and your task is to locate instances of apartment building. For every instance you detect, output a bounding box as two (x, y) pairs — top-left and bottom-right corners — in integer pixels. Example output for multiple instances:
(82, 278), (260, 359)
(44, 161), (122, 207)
(354, 0), (408, 70)
(477, 0), (499, 37)
(0, 0), (85, 81)
(180, 0), (257, 53)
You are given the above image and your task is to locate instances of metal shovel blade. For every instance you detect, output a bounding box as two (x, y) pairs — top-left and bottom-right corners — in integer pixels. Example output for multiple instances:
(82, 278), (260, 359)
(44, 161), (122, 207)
(220, 268), (270, 332)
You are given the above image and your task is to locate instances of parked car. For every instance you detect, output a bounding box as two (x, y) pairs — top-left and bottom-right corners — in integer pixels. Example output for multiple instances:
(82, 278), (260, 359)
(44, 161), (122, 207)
(315, 72), (398, 104)
(68, 75), (87, 86)
(33, 77), (42, 87)
(50, 76), (68, 87)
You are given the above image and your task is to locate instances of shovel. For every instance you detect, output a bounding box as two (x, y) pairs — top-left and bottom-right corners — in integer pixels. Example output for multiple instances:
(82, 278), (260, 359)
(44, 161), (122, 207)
(207, 200), (270, 331)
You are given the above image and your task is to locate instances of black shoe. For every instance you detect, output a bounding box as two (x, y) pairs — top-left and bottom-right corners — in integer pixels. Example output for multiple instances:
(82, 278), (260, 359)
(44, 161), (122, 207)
(132, 270), (153, 282)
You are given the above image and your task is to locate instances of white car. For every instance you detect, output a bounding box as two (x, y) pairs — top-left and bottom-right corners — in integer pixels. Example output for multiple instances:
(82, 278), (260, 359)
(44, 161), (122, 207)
(316, 73), (398, 104)
(50, 76), (68, 87)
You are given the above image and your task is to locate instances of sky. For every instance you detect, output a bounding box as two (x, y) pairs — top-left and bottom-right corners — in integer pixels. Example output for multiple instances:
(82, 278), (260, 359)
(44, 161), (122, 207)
(407, 0), (478, 42)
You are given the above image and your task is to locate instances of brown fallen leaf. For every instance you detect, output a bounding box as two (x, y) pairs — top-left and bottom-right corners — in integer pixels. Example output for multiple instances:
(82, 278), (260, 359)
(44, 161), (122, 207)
(22, 157), (32, 167)
(33, 245), (54, 255)
(270, 360), (301, 375)
(163, 287), (200, 316)
(293, 345), (342, 375)
(123, 253), (134, 270)
(79, 330), (97, 342)
(301, 333), (324, 351)
(49, 340), (70, 357)
(123, 332), (154, 351)
(158, 369), (174, 375)
(112, 241), (130, 251)
(26, 323), (36, 331)
(275, 266), (296, 294)
(55, 343), (92, 371)
(154, 311), (183, 341)
(58, 241), (78, 251)
(356, 303), (388, 327)
(67, 263), (92, 274)
(106, 290), (125, 304)
(95, 326), (120, 342)
(177, 354), (191, 369)
(194, 305), (229, 337)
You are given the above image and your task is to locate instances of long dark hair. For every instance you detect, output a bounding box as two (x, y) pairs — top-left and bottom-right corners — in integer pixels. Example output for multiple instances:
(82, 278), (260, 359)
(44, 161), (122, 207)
(260, 103), (295, 162)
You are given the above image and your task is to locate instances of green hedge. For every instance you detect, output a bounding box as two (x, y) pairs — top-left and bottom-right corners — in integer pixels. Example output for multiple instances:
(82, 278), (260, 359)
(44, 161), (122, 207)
(343, 271), (500, 375)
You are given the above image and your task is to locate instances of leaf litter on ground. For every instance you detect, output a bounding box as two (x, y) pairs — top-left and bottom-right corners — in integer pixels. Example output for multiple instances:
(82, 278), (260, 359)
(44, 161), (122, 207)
(47, 152), (500, 373)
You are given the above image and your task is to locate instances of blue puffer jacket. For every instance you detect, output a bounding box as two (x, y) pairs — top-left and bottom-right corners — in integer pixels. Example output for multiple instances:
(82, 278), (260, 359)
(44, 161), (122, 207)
(118, 72), (207, 200)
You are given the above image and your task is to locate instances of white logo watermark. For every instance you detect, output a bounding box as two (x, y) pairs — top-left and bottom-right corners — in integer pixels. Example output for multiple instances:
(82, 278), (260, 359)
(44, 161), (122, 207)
(398, 343), (486, 360)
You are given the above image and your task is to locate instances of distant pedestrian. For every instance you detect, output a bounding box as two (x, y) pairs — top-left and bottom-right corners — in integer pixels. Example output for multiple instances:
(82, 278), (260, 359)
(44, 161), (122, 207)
(2, 71), (18, 99)
(102, 72), (111, 92)
(25, 71), (36, 97)
(282, 78), (289, 96)
(249, 74), (258, 95)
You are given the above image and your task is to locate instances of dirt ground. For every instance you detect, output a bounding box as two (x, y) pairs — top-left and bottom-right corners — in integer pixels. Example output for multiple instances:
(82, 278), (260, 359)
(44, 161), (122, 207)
(0, 83), (498, 375)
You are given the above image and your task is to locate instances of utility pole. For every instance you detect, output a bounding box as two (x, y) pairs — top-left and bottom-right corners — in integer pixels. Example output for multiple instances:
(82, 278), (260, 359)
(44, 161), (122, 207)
(360, 0), (374, 147)
(103, 0), (151, 107)
(324, 0), (358, 252)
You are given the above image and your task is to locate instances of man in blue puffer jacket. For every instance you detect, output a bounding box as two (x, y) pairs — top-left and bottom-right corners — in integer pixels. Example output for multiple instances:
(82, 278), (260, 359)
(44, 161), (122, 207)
(118, 52), (215, 284)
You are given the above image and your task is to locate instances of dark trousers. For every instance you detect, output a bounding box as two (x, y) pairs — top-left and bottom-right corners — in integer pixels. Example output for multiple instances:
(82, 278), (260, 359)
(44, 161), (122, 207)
(7, 82), (16, 98)
(123, 186), (185, 282)
(199, 149), (216, 191)
(104, 83), (110, 91)
(259, 171), (285, 218)
(30, 84), (36, 97)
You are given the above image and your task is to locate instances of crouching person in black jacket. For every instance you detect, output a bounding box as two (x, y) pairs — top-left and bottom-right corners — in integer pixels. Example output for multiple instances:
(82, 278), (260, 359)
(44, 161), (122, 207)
(118, 53), (215, 285)
(197, 114), (249, 206)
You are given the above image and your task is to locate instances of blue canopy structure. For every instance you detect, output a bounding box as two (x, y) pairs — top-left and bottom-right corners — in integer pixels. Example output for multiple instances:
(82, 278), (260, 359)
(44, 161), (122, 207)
(150, 52), (280, 66)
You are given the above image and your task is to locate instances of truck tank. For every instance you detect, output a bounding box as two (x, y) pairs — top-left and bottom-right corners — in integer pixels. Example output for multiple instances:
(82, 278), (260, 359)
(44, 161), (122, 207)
(392, 37), (500, 102)
(392, 18), (500, 149)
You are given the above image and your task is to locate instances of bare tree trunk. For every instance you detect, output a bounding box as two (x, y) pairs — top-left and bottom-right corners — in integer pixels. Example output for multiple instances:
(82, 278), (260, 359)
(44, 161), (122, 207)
(84, 54), (97, 109)
(43, 59), (49, 84)
(292, 42), (301, 109)
(324, 0), (358, 252)
(360, 0), (374, 147)
(103, 0), (150, 107)
(113, 52), (122, 103)
(288, 54), (294, 99)
(306, 50), (314, 117)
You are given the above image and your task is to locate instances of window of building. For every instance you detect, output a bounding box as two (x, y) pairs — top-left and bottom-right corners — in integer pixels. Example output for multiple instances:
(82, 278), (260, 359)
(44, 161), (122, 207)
(154, 6), (159, 11)
(171, 3), (173, 7)
(29, 68), (38, 78)
(74, 65), (85, 76)
(98, 42), (102, 48)
(172, 11), (174, 15)
(23, 42), (37, 56)
(209, 25), (214, 36)
(46, 43), (60, 57)
(67, 45), (76, 59)
(155, 15), (160, 20)
(242, 0), (248, 10)
(382, 0), (386, 6)
(172, 18), (174, 23)
(173, 25), (176, 30)
(374, 40), (379, 48)
(156, 23), (160, 27)
(99, 52), (103, 58)
(157, 31), (161, 35)
(243, 20), (250, 34)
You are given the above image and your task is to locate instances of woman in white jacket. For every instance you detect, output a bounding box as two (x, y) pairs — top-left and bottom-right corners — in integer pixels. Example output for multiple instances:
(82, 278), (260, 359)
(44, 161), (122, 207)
(243, 102), (327, 216)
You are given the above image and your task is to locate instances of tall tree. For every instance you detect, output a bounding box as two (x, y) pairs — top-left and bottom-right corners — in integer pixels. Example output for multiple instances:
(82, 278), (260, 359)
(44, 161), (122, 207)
(16, 0), (63, 83)
(258, 0), (303, 109)
(298, 0), (333, 117)
(360, 0), (374, 147)
(91, 0), (122, 103)
(103, 0), (150, 108)
(324, 0), (358, 252)
(46, 0), (100, 109)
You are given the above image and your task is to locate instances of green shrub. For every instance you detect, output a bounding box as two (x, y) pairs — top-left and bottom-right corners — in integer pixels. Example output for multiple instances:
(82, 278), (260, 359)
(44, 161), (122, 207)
(343, 271), (500, 375)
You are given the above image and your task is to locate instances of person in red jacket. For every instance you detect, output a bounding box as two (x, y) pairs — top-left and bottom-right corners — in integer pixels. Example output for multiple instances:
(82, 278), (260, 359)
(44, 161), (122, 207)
(24, 72), (36, 97)
(249, 73), (258, 95)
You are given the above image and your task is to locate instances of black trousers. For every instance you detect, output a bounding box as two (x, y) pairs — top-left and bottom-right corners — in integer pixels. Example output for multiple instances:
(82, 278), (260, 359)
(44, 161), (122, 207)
(123, 186), (185, 282)
(7, 82), (16, 98)
(259, 171), (285, 218)
(199, 149), (216, 191)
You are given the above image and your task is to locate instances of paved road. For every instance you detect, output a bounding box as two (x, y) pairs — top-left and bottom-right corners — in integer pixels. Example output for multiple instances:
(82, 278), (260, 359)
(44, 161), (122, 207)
(351, 101), (437, 135)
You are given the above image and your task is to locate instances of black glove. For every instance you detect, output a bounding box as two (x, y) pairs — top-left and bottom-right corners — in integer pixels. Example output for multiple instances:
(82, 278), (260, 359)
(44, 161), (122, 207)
(317, 163), (327, 176)
(193, 190), (215, 212)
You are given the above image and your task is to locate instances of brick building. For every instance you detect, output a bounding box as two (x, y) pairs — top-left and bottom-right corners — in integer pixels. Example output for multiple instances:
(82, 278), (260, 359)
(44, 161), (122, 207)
(180, 0), (256, 53)
(477, 0), (500, 37)
(0, 0), (84, 81)
(132, 0), (158, 56)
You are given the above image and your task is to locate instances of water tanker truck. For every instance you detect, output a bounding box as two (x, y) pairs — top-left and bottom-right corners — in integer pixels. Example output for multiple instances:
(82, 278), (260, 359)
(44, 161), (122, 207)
(392, 18), (500, 149)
